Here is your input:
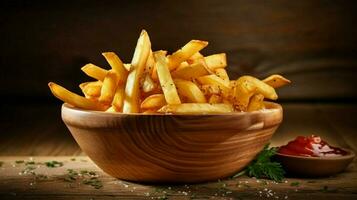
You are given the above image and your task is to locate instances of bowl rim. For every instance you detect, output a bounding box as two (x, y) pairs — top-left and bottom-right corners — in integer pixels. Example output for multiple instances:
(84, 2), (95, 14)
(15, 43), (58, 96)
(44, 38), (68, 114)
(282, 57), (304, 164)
(61, 102), (282, 116)
(276, 148), (356, 160)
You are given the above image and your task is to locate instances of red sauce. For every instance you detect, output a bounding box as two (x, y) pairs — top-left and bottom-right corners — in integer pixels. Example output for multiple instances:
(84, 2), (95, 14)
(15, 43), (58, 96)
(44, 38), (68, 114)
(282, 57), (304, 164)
(278, 135), (348, 157)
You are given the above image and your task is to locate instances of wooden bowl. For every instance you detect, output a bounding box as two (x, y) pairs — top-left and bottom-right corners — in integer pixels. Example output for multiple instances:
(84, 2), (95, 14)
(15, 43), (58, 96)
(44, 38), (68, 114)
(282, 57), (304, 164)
(61, 102), (283, 183)
(275, 150), (355, 177)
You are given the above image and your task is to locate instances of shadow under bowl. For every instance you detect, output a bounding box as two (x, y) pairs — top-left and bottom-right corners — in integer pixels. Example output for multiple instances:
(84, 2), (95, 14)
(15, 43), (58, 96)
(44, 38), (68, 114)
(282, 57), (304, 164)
(275, 150), (355, 177)
(61, 102), (283, 183)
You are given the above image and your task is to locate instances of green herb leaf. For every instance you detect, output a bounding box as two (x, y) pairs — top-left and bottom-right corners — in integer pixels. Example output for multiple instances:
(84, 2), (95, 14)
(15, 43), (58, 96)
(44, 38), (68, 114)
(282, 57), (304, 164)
(15, 160), (24, 164)
(45, 161), (63, 168)
(233, 143), (285, 181)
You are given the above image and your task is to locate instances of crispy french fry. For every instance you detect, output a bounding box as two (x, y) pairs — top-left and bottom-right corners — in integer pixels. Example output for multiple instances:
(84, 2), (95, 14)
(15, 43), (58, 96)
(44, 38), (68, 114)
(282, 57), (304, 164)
(142, 73), (156, 93)
(247, 94), (265, 112)
(158, 103), (233, 114)
(145, 50), (155, 74)
(81, 63), (108, 81)
(112, 85), (125, 111)
(102, 52), (128, 84)
(263, 74), (291, 88)
(188, 52), (204, 63)
(238, 76), (278, 100)
(48, 82), (107, 111)
(140, 94), (166, 109)
(123, 63), (131, 71)
(168, 40), (208, 70)
(154, 53), (181, 105)
(208, 94), (222, 104)
(79, 81), (102, 98)
(172, 62), (210, 80)
(105, 106), (117, 113)
(175, 61), (190, 71)
(215, 68), (230, 84)
(151, 50), (167, 81)
(123, 30), (151, 113)
(174, 79), (206, 103)
(196, 74), (230, 89)
(230, 79), (256, 111)
(99, 71), (119, 104)
(204, 53), (227, 70)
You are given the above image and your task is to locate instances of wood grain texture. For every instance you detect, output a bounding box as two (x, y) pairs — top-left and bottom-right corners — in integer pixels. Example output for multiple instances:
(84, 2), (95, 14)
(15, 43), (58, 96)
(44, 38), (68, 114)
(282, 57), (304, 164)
(0, 0), (356, 101)
(0, 156), (356, 200)
(61, 103), (283, 183)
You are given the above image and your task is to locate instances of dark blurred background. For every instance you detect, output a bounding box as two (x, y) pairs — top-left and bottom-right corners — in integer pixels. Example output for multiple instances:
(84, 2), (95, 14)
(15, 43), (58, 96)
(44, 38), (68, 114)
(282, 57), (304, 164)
(1, 0), (357, 155)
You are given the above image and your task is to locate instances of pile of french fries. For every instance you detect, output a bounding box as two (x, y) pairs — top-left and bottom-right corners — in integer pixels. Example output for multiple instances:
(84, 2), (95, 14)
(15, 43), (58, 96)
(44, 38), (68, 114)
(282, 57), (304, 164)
(48, 30), (290, 114)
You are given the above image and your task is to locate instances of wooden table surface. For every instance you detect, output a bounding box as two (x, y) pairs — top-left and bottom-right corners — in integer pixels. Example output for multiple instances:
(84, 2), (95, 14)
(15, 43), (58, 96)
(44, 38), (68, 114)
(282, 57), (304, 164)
(0, 103), (356, 199)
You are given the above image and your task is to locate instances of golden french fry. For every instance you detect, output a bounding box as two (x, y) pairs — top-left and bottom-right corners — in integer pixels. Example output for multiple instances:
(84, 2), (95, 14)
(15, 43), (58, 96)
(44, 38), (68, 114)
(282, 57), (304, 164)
(105, 106), (117, 113)
(158, 103), (233, 114)
(48, 82), (107, 111)
(145, 50), (155, 74)
(79, 81), (102, 98)
(174, 79), (207, 103)
(215, 68), (230, 84)
(99, 71), (119, 104)
(172, 62), (210, 80)
(238, 76), (278, 100)
(230, 79), (256, 111)
(247, 94), (265, 112)
(123, 30), (152, 113)
(123, 63), (131, 71)
(263, 74), (291, 88)
(204, 53), (227, 70)
(102, 52), (128, 84)
(175, 61), (190, 71)
(81, 63), (108, 81)
(196, 74), (230, 89)
(208, 94), (222, 104)
(188, 52), (204, 63)
(154, 53), (181, 105)
(174, 79), (206, 103)
(168, 40), (208, 70)
(142, 109), (158, 114)
(140, 94), (166, 109)
(151, 50), (167, 81)
(142, 73), (156, 93)
(112, 85), (125, 111)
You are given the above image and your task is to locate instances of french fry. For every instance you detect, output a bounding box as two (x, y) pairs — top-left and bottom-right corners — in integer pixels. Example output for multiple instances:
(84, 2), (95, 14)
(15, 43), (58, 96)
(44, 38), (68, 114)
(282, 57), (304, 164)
(48, 82), (107, 111)
(154, 53), (181, 105)
(79, 81), (102, 98)
(112, 85), (125, 111)
(158, 103), (233, 114)
(208, 94), (222, 103)
(215, 68), (230, 85)
(174, 79), (206, 103)
(123, 63), (131, 71)
(247, 94), (265, 112)
(237, 76), (278, 100)
(168, 40), (208, 70)
(263, 74), (291, 88)
(142, 73), (156, 93)
(102, 52), (128, 84)
(105, 106), (117, 113)
(145, 50), (155, 74)
(204, 53), (227, 70)
(151, 50), (168, 81)
(172, 62), (210, 80)
(188, 52), (204, 63)
(99, 71), (119, 104)
(81, 63), (108, 81)
(175, 61), (190, 71)
(123, 30), (151, 113)
(230, 79), (257, 111)
(196, 74), (230, 89)
(140, 94), (166, 109)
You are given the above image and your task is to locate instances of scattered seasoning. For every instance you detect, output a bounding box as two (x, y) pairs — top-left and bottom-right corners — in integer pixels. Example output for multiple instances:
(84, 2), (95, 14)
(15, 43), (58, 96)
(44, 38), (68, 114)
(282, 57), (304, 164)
(45, 161), (63, 168)
(70, 158), (76, 161)
(63, 169), (102, 189)
(25, 161), (36, 165)
(15, 160), (24, 164)
(290, 182), (300, 187)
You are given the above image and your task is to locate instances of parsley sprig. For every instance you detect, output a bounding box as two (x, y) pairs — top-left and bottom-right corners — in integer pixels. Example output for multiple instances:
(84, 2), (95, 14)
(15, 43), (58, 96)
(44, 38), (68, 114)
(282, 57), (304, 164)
(233, 144), (285, 181)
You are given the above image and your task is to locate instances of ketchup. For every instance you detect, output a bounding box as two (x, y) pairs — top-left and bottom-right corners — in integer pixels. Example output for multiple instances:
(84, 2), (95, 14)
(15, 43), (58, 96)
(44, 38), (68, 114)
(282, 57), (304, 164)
(278, 135), (348, 157)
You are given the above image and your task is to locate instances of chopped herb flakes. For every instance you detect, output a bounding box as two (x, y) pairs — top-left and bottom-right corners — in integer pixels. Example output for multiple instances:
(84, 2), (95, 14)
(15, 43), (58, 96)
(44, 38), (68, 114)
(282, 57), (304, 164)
(63, 169), (102, 189)
(45, 161), (63, 168)
(15, 160), (24, 164)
